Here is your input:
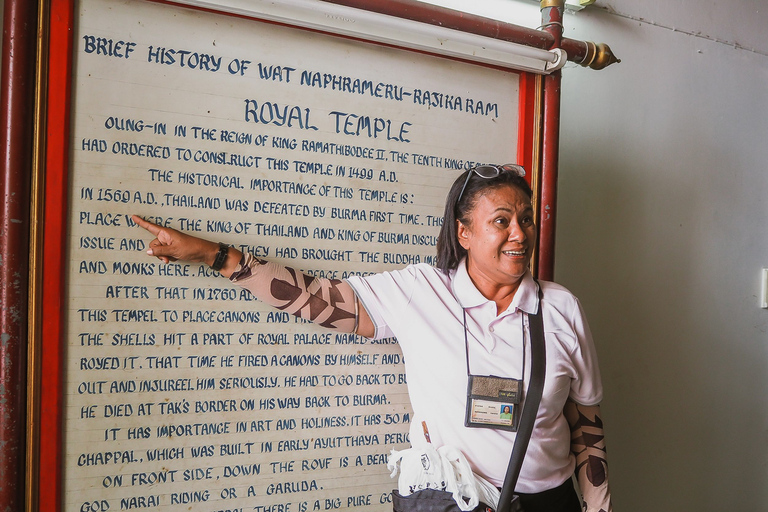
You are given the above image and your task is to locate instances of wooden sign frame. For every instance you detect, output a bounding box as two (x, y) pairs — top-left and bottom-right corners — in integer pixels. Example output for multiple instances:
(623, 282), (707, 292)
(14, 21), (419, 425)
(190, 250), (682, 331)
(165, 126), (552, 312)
(34, 1), (543, 510)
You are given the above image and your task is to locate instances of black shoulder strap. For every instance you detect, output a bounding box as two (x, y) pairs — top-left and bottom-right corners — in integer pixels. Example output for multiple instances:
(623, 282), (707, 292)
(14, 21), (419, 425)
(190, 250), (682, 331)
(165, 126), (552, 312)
(497, 286), (546, 512)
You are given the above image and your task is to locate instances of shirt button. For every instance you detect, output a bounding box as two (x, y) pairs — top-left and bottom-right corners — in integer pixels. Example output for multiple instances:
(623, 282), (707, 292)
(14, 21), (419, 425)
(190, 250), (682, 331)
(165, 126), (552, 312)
(489, 326), (495, 332)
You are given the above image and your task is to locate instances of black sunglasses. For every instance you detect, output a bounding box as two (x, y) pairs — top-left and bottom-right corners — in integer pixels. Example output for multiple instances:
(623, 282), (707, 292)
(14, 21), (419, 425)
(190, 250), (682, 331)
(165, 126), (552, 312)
(457, 163), (526, 205)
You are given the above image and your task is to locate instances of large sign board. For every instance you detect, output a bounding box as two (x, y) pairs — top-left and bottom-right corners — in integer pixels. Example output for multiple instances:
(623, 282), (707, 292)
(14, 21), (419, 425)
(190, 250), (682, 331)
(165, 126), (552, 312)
(39, 0), (539, 510)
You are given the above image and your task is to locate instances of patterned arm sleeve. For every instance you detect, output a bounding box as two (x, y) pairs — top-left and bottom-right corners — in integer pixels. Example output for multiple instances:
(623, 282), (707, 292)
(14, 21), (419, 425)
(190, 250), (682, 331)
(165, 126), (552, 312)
(229, 252), (358, 332)
(564, 399), (613, 512)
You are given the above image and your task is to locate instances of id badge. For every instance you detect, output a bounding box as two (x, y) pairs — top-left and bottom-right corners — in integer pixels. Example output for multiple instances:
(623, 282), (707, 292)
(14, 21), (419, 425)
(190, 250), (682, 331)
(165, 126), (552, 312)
(465, 375), (522, 432)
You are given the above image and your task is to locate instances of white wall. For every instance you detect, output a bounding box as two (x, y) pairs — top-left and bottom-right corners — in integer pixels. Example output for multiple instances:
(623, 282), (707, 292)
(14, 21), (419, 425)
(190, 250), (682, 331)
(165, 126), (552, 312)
(424, 0), (768, 509)
(554, 3), (768, 511)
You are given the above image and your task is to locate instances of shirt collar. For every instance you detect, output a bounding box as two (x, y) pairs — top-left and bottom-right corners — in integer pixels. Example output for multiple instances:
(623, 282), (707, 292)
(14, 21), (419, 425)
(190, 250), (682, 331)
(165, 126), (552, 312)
(451, 259), (540, 315)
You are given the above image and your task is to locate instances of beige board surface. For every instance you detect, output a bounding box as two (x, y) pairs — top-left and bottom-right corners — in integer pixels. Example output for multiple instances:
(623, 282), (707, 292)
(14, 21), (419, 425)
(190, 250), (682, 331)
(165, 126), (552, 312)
(65, 0), (519, 510)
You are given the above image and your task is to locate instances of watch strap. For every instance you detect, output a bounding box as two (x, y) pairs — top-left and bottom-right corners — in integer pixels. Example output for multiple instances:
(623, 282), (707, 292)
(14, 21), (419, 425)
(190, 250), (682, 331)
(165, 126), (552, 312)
(210, 243), (229, 271)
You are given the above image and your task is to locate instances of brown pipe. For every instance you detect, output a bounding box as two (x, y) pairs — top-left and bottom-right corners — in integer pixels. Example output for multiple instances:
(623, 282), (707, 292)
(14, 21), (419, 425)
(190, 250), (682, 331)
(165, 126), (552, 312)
(319, 0), (619, 69)
(536, 3), (564, 281)
(322, 0), (550, 47)
(0, 0), (38, 510)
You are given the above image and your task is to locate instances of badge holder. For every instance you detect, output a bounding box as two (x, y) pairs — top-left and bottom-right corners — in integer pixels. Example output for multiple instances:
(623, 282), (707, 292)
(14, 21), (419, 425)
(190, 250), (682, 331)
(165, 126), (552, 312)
(462, 311), (526, 432)
(465, 375), (522, 432)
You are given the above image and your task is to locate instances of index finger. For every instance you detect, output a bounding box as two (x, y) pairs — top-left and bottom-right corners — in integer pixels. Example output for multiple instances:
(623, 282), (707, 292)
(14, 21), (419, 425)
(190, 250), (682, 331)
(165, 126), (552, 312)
(131, 215), (163, 236)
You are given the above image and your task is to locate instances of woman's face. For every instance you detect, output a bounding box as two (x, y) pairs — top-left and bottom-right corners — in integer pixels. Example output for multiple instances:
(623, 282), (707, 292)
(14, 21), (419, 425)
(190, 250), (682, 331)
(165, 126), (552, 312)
(457, 185), (536, 290)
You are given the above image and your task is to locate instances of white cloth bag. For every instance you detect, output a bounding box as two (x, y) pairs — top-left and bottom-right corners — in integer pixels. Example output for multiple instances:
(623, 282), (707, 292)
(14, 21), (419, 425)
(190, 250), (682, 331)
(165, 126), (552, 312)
(387, 445), (500, 511)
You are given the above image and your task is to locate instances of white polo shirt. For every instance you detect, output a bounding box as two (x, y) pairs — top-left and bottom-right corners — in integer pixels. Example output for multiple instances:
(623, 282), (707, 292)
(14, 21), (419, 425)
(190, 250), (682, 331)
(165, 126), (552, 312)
(346, 262), (602, 493)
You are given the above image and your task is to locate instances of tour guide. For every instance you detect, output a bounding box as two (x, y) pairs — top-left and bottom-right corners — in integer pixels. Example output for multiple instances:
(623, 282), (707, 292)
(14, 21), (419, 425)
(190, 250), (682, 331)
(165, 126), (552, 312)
(133, 164), (613, 512)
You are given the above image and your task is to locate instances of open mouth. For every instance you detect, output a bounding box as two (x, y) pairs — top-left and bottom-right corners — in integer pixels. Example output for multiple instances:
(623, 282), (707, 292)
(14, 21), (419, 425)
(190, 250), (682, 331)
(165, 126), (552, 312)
(502, 250), (526, 257)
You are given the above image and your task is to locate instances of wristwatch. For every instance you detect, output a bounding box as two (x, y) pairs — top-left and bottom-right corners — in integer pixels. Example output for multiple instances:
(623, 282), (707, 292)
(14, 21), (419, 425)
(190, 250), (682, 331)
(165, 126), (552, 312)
(210, 243), (229, 272)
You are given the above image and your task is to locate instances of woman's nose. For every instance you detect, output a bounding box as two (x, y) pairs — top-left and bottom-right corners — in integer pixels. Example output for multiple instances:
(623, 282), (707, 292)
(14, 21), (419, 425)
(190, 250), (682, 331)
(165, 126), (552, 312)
(508, 220), (526, 241)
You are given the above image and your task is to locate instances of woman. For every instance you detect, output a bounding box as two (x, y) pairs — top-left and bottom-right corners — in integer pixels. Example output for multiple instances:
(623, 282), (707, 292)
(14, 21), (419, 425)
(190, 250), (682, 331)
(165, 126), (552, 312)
(133, 164), (612, 512)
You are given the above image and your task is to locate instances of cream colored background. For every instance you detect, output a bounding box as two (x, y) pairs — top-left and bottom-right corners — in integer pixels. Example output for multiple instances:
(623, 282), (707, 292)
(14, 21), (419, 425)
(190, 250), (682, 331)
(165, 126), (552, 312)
(64, 0), (521, 510)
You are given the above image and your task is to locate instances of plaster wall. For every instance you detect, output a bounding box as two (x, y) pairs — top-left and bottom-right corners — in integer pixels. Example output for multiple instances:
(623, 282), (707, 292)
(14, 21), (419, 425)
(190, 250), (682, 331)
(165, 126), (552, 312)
(554, 4), (768, 510)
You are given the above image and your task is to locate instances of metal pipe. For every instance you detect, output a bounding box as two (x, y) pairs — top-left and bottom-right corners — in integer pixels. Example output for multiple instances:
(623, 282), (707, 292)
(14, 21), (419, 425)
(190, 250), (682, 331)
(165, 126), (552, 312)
(537, 0), (564, 281)
(319, 0), (619, 69)
(321, 0), (550, 47)
(0, 0), (38, 509)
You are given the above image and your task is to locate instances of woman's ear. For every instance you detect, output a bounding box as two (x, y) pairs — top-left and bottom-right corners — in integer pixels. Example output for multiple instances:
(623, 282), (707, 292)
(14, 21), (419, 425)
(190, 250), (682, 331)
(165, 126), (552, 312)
(457, 220), (471, 250)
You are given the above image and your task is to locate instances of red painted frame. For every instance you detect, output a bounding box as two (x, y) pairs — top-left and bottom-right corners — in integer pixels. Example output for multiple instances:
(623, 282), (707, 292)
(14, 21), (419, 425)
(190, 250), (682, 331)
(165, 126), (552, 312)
(39, 0), (75, 510)
(37, 1), (539, 510)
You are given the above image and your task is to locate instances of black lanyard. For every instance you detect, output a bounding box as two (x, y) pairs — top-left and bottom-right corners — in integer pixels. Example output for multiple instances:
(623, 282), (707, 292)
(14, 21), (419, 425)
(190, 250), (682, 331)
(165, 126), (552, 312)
(462, 309), (527, 432)
(462, 309), (527, 380)
(498, 286), (547, 512)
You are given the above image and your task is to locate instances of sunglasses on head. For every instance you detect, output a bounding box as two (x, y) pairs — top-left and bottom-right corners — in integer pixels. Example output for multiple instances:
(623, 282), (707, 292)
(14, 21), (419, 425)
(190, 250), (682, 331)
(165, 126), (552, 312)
(457, 163), (526, 205)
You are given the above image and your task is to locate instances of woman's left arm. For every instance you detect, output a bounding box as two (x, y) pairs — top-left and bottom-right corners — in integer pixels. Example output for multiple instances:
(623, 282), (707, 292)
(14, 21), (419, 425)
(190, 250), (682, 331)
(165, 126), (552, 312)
(564, 399), (613, 512)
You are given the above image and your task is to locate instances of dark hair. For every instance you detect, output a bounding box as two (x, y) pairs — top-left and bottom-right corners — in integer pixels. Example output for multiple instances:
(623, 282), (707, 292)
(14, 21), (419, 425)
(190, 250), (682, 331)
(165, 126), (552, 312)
(435, 166), (533, 273)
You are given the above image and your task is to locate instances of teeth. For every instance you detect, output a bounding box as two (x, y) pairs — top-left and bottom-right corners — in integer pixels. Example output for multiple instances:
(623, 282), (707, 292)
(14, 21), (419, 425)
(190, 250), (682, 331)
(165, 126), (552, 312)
(504, 250), (525, 255)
